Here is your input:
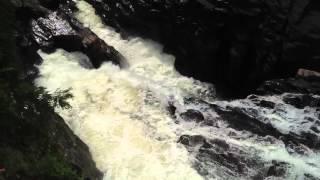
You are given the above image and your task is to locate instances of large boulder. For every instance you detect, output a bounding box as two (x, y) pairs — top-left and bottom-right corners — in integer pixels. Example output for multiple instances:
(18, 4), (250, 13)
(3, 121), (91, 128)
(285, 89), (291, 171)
(12, 0), (123, 73)
(30, 2), (124, 68)
(85, 0), (320, 97)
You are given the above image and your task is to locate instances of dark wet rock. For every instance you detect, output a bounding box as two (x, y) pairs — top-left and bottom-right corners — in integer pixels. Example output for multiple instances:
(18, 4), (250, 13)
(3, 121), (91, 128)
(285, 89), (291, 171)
(0, 108), (103, 180)
(282, 94), (320, 109)
(4, 0), (320, 179)
(85, 0), (320, 97)
(253, 78), (320, 150)
(305, 173), (320, 180)
(178, 134), (264, 179)
(36, 114), (103, 180)
(10, 0), (49, 17)
(12, 0), (49, 80)
(258, 100), (275, 109)
(31, 11), (77, 50)
(299, 131), (320, 149)
(199, 148), (247, 174)
(256, 77), (320, 95)
(78, 28), (125, 68)
(0, 1), (102, 179)
(285, 141), (312, 155)
(305, 117), (315, 122)
(194, 139), (263, 178)
(166, 102), (176, 118)
(184, 58), (317, 180)
(267, 161), (289, 177)
(11, 0), (65, 12)
(180, 109), (205, 123)
(201, 118), (218, 127)
(31, 8), (123, 68)
(211, 103), (320, 149)
(11, 0), (123, 71)
(248, 94), (259, 100)
(178, 135), (206, 147)
(311, 125), (320, 133)
(208, 139), (230, 150)
(38, 0), (60, 10)
(211, 105), (281, 138)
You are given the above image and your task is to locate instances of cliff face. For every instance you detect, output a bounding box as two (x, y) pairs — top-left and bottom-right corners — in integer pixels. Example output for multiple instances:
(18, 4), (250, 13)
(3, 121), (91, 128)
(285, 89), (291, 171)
(85, 0), (320, 97)
(10, 0), (320, 99)
(0, 1), (102, 179)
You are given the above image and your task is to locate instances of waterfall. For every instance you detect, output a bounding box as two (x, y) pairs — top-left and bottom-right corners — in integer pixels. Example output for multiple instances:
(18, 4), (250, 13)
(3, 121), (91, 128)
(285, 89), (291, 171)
(35, 1), (320, 180)
(35, 1), (213, 179)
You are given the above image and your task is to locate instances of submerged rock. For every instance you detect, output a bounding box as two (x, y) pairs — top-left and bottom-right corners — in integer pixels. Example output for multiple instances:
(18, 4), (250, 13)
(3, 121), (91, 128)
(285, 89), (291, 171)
(282, 94), (320, 109)
(258, 100), (275, 109)
(266, 161), (289, 177)
(179, 134), (265, 179)
(212, 95), (320, 149)
(180, 109), (205, 123)
(172, 76), (320, 179)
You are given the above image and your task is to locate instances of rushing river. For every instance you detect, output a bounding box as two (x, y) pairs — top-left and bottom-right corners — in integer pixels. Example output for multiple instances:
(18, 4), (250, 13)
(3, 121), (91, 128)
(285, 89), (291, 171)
(35, 1), (320, 180)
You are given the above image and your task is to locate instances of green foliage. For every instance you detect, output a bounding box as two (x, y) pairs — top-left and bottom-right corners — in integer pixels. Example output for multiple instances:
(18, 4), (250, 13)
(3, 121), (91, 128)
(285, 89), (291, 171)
(0, 1), (81, 180)
(0, 65), (76, 179)
(49, 88), (73, 109)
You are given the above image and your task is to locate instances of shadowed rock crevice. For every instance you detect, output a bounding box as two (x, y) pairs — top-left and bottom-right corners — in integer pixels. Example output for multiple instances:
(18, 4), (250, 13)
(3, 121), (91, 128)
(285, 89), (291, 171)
(84, 0), (320, 97)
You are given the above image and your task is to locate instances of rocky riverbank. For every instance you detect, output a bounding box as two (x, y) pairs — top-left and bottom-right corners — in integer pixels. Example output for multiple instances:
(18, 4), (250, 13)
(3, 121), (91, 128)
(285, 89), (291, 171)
(0, 0), (103, 179)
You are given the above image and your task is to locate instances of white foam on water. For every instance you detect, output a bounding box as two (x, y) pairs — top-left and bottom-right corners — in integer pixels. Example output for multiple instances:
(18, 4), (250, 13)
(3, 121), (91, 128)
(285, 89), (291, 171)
(74, 0), (214, 104)
(223, 94), (320, 137)
(34, 1), (215, 179)
(211, 96), (320, 179)
(36, 49), (205, 180)
(35, 0), (320, 179)
(171, 95), (320, 179)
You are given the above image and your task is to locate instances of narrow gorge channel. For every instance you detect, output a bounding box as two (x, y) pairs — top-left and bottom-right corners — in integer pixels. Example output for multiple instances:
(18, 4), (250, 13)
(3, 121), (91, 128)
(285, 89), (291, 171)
(34, 1), (320, 180)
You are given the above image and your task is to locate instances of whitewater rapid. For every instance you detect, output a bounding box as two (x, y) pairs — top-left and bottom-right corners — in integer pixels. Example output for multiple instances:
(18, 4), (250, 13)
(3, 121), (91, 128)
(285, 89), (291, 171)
(35, 1), (213, 179)
(35, 1), (320, 180)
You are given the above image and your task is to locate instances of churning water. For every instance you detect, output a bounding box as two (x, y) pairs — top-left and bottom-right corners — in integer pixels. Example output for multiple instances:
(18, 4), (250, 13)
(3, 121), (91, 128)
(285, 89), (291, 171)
(35, 1), (320, 180)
